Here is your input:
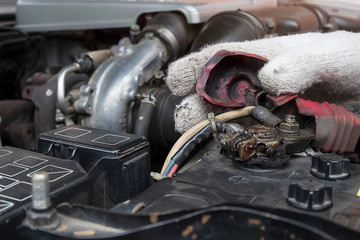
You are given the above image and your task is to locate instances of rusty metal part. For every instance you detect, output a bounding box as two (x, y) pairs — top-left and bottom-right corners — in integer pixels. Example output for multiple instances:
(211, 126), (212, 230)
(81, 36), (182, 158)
(278, 114), (314, 142)
(196, 50), (267, 107)
(218, 122), (315, 168)
(277, 114), (315, 154)
(279, 114), (300, 134)
(218, 124), (282, 162)
(296, 98), (360, 154)
(218, 131), (257, 162)
(255, 96), (358, 154)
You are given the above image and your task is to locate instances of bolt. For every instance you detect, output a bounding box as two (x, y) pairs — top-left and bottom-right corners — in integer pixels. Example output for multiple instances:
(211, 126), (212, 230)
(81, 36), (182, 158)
(279, 114), (299, 133)
(25, 171), (60, 228)
(285, 114), (296, 124)
(130, 24), (141, 44)
(66, 90), (80, 103)
(130, 24), (140, 33)
(31, 171), (51, 210)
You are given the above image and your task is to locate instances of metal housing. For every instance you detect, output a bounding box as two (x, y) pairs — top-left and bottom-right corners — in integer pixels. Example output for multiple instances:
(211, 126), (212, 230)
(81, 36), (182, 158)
(16, 0), (276, 32)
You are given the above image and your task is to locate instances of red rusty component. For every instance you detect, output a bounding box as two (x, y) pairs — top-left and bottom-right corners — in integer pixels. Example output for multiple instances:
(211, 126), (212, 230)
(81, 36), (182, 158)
(265, 94), (297, 108)
(296, 98), (360, 154)
(196, 50), (268, 107)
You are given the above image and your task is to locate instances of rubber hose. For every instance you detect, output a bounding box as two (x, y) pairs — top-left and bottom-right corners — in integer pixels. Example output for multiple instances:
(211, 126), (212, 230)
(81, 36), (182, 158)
(134, 101), (156, 138)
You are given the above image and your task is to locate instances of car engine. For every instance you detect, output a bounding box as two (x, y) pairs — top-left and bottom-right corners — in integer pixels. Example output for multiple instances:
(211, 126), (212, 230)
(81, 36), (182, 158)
(1, 0), (360, 239)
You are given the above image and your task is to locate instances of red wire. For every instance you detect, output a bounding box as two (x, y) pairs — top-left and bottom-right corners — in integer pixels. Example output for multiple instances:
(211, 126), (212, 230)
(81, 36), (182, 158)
(167, 164), (179, 177)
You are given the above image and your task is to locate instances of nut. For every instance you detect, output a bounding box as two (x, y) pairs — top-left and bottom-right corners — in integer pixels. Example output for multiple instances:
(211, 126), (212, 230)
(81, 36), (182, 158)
(279, 121), (299, 132)
(280, 115), (299, 132)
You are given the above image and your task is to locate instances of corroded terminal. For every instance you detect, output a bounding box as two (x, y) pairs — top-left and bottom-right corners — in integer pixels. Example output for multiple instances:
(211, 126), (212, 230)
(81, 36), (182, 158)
(217, 123), (315, 168)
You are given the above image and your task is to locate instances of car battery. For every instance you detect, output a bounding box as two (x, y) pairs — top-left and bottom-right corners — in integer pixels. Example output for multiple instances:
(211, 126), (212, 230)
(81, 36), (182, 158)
(36, 125), (150, 209)
(0, 146), (88, 238)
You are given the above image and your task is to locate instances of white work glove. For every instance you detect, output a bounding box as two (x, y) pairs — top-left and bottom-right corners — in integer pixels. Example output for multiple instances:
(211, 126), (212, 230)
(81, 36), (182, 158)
(166, 31), (360, 133)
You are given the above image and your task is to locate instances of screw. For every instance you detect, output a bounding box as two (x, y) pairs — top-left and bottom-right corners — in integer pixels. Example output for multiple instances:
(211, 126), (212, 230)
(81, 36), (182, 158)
(31, 171), (51, 210)
(285, 114), (296, 124)
(130, 24), (140, 44)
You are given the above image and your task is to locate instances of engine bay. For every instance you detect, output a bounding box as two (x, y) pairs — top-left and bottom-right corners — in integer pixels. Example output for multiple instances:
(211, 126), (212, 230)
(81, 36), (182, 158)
(1, 0), (360, 239)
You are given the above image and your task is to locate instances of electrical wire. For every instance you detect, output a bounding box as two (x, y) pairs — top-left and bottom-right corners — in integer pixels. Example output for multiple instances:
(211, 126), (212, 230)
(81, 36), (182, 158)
(167, 163), (179, 177)
(164, 122), (235, 177)
(160, 106), (256, 175)
(163, 159), (176, 176)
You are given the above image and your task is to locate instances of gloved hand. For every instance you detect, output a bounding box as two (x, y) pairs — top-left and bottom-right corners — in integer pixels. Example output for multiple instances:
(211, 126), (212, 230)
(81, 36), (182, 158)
(166, 31), (360, 133)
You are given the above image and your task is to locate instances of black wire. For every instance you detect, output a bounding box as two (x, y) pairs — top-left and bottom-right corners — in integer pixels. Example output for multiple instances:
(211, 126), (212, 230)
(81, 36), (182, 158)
(172, 122), (233, 166)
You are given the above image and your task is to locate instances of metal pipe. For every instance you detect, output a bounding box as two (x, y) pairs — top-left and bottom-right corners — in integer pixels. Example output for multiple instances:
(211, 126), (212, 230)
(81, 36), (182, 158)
(83, 37), (168, 132)
(57, 63), (81, 115)
(82, 49), (112, 69)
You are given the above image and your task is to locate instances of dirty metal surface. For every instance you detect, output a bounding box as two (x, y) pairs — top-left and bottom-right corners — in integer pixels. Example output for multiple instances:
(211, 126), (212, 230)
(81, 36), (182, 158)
(217, 123), (314, 169)
(217, 124), (281, 162)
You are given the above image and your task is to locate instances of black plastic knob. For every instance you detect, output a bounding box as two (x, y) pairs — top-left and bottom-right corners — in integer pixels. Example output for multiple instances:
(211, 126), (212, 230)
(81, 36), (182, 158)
(287, 179), (332, 211)
(310, 154), (349, 180)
